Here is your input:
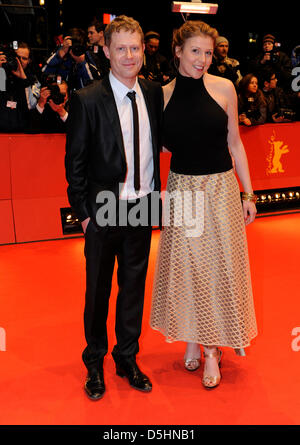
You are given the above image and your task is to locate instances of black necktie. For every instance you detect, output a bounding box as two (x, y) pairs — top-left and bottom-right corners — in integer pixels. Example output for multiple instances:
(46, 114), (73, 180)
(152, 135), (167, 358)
(127, 91), (140, 193)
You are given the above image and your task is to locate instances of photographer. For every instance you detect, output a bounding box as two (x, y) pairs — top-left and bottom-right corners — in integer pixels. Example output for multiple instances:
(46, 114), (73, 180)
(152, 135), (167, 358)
(0, 41), (41, 132)
(260, 68), (296, 123)
(41, 28), (101, 93)
(139, 31), (174, 85)
(208, 36), (242, 87)
(238, 73), (267, 126)
(29, 76), (69, 133)
(251, 34), (293, 92)
(86, 20), (110, 78)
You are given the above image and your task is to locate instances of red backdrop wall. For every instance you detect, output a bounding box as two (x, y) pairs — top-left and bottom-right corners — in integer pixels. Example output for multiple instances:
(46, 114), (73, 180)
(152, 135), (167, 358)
(1, 122), (299, 244)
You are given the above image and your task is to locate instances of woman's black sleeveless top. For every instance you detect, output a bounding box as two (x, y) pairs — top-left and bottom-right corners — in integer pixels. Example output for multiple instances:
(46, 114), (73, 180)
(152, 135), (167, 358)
(163, 73), (233, 175)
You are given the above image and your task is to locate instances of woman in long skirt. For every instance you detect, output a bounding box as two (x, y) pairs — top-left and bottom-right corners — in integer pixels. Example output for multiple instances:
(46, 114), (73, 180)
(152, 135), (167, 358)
(150, 20), (258, 389)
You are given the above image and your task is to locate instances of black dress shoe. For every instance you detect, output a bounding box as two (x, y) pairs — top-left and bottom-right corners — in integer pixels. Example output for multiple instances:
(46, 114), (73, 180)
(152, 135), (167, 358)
(84, 369), (105, 400)
(115, 358), (152, 392)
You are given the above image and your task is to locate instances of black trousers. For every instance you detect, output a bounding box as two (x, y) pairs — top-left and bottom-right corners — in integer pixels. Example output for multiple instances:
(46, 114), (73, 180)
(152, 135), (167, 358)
(82, 198), (153, 373)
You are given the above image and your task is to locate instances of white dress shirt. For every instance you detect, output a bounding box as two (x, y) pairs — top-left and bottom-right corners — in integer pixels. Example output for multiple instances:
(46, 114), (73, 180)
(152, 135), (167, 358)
(109, 71), (154, 200)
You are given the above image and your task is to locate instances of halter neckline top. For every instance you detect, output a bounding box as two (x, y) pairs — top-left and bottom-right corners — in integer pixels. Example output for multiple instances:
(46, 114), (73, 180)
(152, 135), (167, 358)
(163, 73), (232, 175)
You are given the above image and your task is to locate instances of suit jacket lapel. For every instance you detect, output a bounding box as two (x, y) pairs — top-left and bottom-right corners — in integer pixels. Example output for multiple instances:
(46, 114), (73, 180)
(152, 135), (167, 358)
(100, 76), (126, 163)
(100, 76), (158, 165)
(138, 78), (158, 156)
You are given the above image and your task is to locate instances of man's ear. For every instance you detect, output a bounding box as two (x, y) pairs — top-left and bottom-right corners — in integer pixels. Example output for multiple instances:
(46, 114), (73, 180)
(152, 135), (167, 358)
(103, 45), (110, 60)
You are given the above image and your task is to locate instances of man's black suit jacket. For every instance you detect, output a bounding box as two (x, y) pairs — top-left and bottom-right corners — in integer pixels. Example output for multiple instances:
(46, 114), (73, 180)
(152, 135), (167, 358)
(65, 75), (163, 224)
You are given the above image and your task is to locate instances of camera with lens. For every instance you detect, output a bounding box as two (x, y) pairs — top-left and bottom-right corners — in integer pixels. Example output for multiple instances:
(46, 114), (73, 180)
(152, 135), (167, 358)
(70, 38), (87, 57)
(41, 74), (65, 105)
(0, 41), (19, 73)
(266, 42), (281, 64)
(278, 108), (296, 121)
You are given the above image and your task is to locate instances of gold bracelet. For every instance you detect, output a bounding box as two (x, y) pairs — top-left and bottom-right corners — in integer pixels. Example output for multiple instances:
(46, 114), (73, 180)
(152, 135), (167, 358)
(242, 192), (258, 203)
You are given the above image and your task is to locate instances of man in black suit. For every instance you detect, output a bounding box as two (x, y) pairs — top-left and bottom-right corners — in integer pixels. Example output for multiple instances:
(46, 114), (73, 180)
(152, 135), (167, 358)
(65, 15), (163, 400)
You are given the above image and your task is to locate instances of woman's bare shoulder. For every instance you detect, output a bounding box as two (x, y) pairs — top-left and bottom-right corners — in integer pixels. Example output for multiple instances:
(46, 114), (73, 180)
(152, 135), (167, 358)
(162, 77), (176, 109)
(163, 77), (176, 92)
(205, 73), (236, 96)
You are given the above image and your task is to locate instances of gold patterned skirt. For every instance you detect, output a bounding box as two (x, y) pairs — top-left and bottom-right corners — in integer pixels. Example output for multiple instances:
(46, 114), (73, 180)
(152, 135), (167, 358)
(150, 169), (257, 351)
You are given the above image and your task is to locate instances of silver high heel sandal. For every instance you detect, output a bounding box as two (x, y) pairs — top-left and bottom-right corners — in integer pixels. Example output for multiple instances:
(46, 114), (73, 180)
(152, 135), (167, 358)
(184, 344), (201, 372)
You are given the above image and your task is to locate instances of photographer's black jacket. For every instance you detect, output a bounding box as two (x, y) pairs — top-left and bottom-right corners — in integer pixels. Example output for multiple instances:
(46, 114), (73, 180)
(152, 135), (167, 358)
(251, 50), (293, 91)
(0, 68), (39, 132)
(28, 103), (69, 133)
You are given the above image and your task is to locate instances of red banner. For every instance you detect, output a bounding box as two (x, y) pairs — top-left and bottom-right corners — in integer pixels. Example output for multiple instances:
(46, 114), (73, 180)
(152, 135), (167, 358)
(0, 122), (299, 244)
(240, 123), (300, 190)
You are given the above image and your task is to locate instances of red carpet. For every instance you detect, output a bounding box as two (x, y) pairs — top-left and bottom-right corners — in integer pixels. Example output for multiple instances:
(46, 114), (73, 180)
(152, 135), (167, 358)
(0, 213), (300, 425)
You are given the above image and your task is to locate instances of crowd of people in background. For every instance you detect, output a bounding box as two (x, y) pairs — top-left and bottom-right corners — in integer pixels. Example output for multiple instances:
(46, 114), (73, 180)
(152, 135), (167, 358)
(0, 18), (300, 133)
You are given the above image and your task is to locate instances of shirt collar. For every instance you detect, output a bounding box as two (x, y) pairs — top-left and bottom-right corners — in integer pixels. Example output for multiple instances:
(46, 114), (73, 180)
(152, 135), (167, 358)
(109, 71), (141, 102)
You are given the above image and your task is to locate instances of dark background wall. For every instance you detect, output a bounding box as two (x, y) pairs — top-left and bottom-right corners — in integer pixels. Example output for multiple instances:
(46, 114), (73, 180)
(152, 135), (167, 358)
(1, 0), (299, 69)
(52, 1), (299, 50)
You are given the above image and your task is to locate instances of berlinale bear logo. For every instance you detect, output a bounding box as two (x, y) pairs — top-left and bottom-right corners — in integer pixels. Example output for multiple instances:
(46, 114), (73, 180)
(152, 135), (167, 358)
(266, 69), (299, 175)
(266, 131), (289, 175)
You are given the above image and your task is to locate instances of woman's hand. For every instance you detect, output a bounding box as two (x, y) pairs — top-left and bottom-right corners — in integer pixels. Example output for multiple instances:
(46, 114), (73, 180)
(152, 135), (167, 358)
(81, 217), (90, 234)
(242, 200), (257, 225)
